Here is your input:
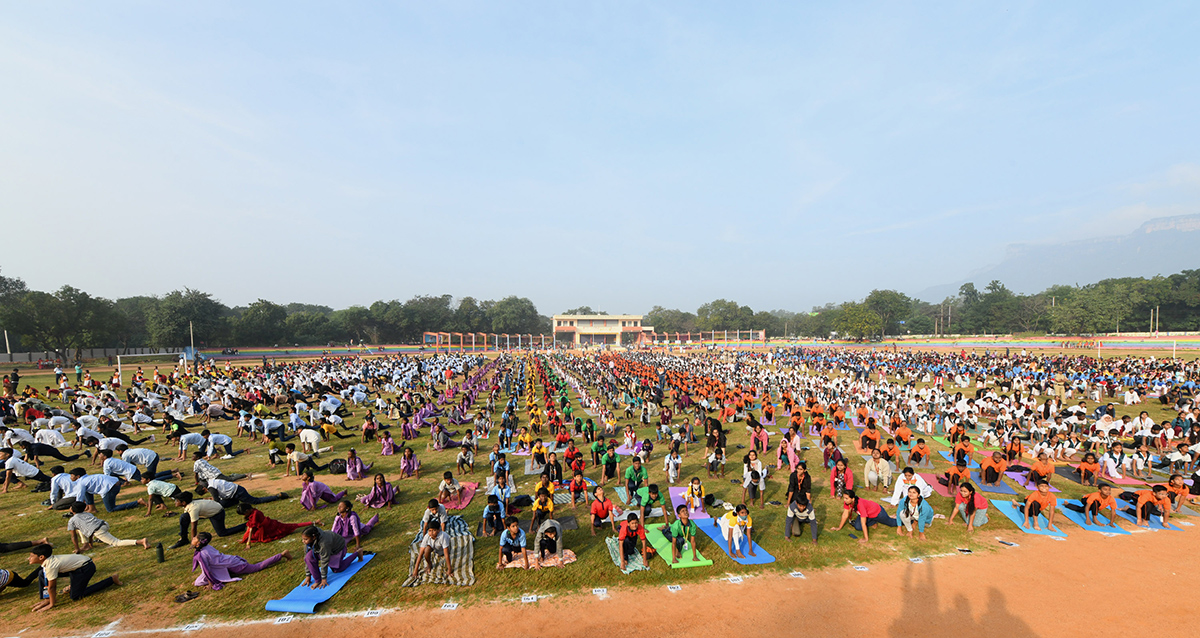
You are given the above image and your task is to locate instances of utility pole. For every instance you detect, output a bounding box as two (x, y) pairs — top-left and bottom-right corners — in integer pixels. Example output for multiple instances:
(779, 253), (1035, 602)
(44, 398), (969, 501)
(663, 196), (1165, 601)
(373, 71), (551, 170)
(189, 321), (195, 375)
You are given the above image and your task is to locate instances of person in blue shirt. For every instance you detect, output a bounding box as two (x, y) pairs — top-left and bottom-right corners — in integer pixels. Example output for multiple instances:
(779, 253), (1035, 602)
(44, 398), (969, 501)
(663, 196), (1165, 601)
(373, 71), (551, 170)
(489, 473), (512, 513)
(497, 516), (528, 568)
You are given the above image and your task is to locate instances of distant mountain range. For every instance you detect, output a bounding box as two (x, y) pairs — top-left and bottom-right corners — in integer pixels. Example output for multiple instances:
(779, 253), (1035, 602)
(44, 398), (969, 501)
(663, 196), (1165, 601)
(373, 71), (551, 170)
(916, 214), (1200, 301)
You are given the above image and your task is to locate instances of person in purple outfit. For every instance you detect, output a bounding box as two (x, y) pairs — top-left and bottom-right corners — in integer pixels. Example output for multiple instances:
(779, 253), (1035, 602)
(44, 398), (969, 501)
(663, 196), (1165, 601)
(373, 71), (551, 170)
(345, 449), (372, 480)
(191, 531), (291, 590)
(331, 500), (377, 553)
(356, 473), (398, 509)
(300, 472), (347, 510)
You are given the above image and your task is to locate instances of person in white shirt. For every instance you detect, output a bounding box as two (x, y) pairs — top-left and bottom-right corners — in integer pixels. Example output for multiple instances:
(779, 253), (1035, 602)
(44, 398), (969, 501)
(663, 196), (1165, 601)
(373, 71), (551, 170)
(172, 432), (207, 460)
(1, 448), (51, 493)
(202, 430), (241, 459)
(97, 450), (140, 483)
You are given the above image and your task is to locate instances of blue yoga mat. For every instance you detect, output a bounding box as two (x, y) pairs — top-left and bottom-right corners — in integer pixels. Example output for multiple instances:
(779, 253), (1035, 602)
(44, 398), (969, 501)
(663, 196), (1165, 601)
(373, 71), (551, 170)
(1113, 504), (1182, 531)
(265, 553), (376, 614)
(938, 451), (980, 469)
(1055, 499), (1129, 535)
(990, 500), (1066, 537)
(694, 518), (775, 565)
(971, 472), (1017, 495)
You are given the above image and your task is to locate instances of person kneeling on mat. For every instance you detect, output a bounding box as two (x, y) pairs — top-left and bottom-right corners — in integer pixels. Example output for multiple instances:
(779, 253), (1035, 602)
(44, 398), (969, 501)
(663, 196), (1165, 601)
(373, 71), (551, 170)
(1013, 481), (1057, 531)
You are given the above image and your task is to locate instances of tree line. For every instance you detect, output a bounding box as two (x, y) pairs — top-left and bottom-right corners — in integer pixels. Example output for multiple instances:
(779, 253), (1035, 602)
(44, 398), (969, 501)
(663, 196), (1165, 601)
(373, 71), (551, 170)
(0, 270), (548, 359)
(3, 268), (1198, 358)
(643, 269), (1200, 340)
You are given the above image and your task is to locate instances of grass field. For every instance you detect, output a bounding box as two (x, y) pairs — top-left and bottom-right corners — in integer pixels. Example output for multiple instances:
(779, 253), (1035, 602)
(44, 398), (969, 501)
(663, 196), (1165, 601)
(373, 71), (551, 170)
(0, 352), (1188, 632)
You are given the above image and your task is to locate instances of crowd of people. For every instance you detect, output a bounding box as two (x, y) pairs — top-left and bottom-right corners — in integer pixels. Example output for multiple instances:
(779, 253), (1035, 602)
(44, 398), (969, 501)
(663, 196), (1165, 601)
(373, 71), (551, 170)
(0, 344), (1197, 616)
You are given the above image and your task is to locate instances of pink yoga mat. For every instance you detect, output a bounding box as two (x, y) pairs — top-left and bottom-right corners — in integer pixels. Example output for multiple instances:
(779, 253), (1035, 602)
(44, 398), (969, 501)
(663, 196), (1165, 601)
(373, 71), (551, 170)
(667, 486), (709, 519)
(443, 482), (478, 510)
(1004, 471), (1061, 492)
(920, 473), (954, 498)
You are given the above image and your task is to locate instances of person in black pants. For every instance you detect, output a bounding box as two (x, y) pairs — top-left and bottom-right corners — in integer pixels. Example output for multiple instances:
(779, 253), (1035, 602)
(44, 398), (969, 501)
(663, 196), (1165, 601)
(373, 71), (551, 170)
(0, 538), (50, 554)
(170, 491), (245, 549)
(17, 441), (86, 465)
(0, 566), (43, 596)
(197, 478), (288, 508)
(98, 426), (152, 446)
(29, 544), (120, 610)
(285, 444), (329, 475)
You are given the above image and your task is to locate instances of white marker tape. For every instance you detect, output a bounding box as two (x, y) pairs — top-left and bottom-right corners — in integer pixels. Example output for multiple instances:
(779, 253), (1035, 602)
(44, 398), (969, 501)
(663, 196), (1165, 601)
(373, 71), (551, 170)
(364, 610), (382, 617)
(592, 588), (607, 596)
(183, 624), (204, 632)
(853, 566), (869, 572)
(1049, 536), (1066, 541)
(789, 571), (806, 579)
(727, 576), (743, 584)
(909, 557), (924, 564)
(440, 603), (458, 611)
(93, 633), (115, 638)
(667, 585), (682, 592)
(521, 595), (538, 603)
(274, 616), (293, 624)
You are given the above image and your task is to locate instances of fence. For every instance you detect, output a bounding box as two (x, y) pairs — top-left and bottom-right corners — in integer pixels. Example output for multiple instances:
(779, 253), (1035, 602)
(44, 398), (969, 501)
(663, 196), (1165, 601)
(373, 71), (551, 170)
(0, 347), (185, 364)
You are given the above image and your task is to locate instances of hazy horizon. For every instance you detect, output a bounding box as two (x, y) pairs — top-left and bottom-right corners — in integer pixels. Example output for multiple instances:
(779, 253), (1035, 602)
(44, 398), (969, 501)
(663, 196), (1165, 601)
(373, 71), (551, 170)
(3, 3), (1198, 315)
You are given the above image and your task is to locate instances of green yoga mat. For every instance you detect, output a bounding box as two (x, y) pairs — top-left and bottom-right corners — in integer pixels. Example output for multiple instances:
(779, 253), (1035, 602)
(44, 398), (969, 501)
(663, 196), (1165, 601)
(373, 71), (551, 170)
(646, 523), (712, 569)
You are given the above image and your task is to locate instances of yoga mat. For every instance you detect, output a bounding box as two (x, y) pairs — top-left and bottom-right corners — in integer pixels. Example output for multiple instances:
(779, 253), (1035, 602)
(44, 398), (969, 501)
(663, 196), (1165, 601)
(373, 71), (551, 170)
(1053, 466), (1094, 486)
(1005, 471), (1061, 492)
(1055, 499), (1129, 535)
(614, 444), (638, 456)
(501, 548), (578, 570)
(604, 536), (650, 573)
(920, 473), (953, 498)
(265, 553), (375, 614)
(523, 459), (544, 475)
(1069, 464), (1143, 486)
(930, 436), (952, 448)
(612, 488), (664, 518)
(443, 482), (478, 510)
(645, 522), (712, 568)
(1113, 503), (1182, 531)
(971, 472), (1017, 495)
(667, 486), (710, 519)
(990, 499), (1066, 537)
(694, 517), (775, 565)
(938, 451), (980, 469)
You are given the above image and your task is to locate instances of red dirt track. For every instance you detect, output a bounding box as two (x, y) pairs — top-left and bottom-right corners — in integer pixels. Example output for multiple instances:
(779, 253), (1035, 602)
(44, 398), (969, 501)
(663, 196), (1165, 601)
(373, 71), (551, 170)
(113, 526), (1196, 638)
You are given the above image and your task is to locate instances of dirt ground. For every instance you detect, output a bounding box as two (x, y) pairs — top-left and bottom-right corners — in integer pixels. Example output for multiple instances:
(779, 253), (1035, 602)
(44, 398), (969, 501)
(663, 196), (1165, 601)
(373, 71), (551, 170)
(41, 524), (1192, 638)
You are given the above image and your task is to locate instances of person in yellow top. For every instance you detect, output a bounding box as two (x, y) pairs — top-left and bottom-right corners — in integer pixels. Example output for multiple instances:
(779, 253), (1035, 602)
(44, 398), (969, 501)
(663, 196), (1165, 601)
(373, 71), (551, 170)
(531, 440), (549, 465)
(515, 428), (533, 453)
(717, 504), (756, 559)
(530, 487), (555, 530)
(684, 476), (706, 513)
(534, 474), (557, 495)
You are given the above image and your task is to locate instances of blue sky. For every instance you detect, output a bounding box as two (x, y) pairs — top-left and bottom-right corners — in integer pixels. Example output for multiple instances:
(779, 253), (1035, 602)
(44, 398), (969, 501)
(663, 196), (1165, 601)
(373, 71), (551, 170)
(2, 2), (1198, 315)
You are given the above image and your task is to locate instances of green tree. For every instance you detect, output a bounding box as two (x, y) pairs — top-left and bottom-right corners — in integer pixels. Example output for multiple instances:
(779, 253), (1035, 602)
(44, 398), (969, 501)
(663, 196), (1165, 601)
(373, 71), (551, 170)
(1, 286), (118, 359)
(233, 299), (288, 345)
(865, 289), (911, 337)
(489, 296), (543, 334)
(114, 296), (159, 351)
(284, 311), (338, 345)
(563, 306), (606, 315)
(453, 297), (489, 333)
(148, 289), (229, 347)
(833, 302), (882, 339)
(696, 299), (753, 331)
(644, 307), (698, 334)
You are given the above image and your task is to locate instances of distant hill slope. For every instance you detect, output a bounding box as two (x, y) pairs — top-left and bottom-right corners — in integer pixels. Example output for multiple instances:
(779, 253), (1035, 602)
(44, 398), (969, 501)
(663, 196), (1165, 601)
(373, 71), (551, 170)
(916, 214), (1200, 301)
